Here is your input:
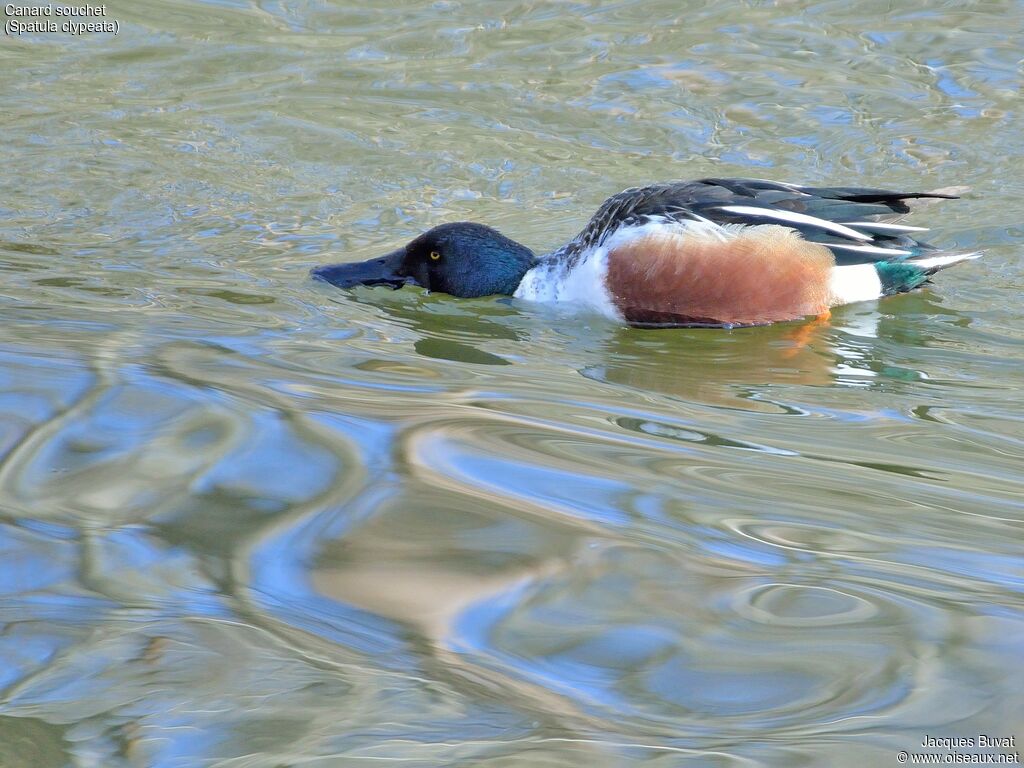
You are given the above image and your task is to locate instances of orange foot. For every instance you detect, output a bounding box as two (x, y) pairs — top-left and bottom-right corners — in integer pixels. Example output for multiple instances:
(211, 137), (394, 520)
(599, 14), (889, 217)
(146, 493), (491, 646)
(782, 310), (832, 355)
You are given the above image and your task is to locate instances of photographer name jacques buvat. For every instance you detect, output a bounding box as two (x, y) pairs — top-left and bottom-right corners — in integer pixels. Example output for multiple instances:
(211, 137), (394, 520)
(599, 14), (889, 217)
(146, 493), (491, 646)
(5, 4), (115, 35)
(922, 736), (1017, 749)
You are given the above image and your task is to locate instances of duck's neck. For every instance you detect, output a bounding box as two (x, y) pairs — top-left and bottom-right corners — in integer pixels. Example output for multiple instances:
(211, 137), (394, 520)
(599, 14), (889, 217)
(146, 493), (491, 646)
(462, 235), (536, 297)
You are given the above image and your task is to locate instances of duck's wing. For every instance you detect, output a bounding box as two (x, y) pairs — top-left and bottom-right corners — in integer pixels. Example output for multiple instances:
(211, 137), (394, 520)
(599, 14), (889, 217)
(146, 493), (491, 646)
(571, 177), (959, 264)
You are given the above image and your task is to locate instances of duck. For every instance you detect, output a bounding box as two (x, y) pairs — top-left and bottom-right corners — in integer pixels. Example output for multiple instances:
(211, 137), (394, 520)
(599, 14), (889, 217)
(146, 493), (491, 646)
(312, 177), (978, 327)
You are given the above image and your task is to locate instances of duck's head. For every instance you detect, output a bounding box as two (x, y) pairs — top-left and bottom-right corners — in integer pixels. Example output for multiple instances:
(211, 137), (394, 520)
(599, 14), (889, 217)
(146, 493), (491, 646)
(313, 222), (535, 298)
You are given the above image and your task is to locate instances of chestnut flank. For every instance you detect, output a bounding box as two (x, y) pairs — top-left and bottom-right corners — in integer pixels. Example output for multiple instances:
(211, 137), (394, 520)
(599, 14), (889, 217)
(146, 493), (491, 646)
(606, 225), (835, 326)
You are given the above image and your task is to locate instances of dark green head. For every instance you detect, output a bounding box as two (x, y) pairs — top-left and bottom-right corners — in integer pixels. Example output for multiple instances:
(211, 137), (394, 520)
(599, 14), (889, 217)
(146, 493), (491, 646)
(313, 222), (535, 298)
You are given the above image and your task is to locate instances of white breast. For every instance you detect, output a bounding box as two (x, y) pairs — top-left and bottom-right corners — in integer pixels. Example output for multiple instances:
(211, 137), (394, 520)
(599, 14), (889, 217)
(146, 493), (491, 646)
(513, 243), (624, 321)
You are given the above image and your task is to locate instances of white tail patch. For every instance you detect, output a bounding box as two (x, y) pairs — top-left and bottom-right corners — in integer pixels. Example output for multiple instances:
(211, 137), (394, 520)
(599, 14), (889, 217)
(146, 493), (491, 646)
(716, 205), (872, 242)
(829, 264), (883, 306)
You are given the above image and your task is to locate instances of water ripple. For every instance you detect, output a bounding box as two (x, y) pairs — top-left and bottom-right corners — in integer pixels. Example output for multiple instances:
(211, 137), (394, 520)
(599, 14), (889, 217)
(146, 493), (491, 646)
(1, 0), (1022, 764)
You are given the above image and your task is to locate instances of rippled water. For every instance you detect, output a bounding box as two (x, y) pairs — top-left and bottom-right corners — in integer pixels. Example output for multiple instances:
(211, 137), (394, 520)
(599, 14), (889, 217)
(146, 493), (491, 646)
(1, 1), (1023, 765)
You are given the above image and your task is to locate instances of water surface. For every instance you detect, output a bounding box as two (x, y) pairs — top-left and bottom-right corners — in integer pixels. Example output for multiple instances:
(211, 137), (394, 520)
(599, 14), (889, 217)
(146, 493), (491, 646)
(1, 1), (1023, 766)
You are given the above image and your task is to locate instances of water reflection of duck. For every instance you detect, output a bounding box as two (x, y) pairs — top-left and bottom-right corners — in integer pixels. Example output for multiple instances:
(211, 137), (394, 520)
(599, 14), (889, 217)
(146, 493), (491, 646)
(582, 320), (840, 408)
(314, 178), (978, 328)
(309, 506), (618, 736)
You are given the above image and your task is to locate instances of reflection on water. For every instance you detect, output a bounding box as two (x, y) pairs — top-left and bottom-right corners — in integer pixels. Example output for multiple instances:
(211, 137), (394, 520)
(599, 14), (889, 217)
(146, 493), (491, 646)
(2, 0), (1023, 765)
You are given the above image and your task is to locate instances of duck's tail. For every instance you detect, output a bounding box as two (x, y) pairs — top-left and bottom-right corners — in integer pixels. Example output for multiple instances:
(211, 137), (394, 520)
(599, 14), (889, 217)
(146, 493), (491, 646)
(875, 250), (981, 296)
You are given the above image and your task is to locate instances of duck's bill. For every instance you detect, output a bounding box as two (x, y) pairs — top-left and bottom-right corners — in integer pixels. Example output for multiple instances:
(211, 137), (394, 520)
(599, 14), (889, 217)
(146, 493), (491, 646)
(311, 248), (412, 289)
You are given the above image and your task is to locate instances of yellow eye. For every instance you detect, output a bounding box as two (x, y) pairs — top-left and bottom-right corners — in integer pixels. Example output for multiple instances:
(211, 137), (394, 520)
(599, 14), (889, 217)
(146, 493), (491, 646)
(429, 251), (441, 261)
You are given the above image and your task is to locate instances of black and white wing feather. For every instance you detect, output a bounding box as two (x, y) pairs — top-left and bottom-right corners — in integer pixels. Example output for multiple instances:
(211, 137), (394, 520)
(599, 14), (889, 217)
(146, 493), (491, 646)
(566, 177), (957, 265)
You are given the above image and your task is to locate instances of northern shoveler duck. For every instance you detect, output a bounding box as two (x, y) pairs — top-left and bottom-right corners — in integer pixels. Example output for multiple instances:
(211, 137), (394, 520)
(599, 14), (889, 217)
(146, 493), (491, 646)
(312, 177), (978, 327)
